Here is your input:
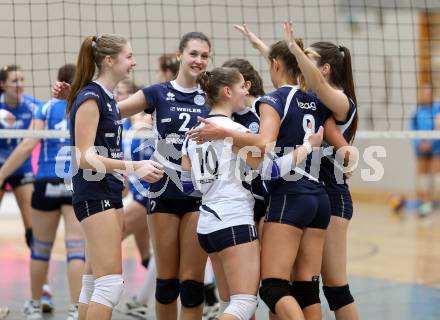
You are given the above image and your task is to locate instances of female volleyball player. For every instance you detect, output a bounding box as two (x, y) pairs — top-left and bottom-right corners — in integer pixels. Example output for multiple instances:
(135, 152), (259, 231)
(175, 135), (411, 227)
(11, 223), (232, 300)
(284, 21), (359, 319)
(67, 34), (163, 320)
(138, 33), (211, 320)
(232, 22), (359, 319)
(0, 65), (42, 248)
(221, 58), (267, 235)
(56, 32), (212, 320)
(119, 53), (183, 319)
(181, 67), (260, 320)
(411, 83), (439, 216)
(0, 64), (85, 320)
(188, 39), (332, 320)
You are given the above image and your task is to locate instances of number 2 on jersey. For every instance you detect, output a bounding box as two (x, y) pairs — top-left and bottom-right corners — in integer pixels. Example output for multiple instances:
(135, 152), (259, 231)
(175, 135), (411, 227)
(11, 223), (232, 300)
(178, 112), (191, 132)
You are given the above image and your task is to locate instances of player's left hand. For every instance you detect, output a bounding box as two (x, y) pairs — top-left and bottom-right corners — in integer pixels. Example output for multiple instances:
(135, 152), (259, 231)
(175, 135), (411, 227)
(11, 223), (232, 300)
(308, 126), (324, 148)
(283, 20), (301, 55)
(135, 160), (164, 183)
(186, 117), (227, 144)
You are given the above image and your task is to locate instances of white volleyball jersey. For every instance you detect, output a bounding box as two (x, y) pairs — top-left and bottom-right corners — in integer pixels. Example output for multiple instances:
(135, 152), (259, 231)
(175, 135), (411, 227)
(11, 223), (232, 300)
(182, 114), (255, 234)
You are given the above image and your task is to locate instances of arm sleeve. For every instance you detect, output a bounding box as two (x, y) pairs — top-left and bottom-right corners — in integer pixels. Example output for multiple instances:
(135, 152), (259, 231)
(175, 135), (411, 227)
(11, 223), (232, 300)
(142, 84), (159, 114)
(255, 92), (284, 120)
(75, 90), (102, 114)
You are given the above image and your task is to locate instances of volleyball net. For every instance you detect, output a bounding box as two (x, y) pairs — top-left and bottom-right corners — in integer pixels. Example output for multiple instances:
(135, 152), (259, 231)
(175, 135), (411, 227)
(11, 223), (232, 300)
(0, 0), (440, 139)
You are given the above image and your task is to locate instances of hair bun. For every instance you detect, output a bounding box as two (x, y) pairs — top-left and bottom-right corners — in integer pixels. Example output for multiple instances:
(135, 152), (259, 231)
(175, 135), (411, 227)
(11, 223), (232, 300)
(196, 71), (211, 92)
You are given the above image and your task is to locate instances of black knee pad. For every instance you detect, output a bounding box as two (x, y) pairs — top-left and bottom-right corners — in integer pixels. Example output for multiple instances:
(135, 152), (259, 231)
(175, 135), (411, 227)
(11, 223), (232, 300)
(180, 280), (205, 308)
(290, 278), (321, 309)
(259, 278), (292, 314)
(155, 278), (180, 304)
(323, 284), (354, 311)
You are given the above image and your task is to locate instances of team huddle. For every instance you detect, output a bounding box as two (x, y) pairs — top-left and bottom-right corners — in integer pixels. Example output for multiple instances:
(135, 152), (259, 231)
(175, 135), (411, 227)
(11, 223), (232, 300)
(0, 21), (359, 320)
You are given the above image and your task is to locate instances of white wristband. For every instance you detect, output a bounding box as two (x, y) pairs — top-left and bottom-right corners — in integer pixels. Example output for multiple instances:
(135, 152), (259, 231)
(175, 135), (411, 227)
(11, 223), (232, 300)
(302, 141), (313, 154)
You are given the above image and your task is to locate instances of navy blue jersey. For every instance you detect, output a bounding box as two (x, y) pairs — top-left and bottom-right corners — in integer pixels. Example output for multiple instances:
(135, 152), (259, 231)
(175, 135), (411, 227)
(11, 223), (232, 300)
(232, 102), (267, 200)
(34, 98), (70, 179)
(256, 85), (331, 195)
(0, 94), (42, 175)
(70, 81), (124, 204)
(142, 80), (208, 198)
(319, 96), (357, 188)
(232, 102), (260, 134)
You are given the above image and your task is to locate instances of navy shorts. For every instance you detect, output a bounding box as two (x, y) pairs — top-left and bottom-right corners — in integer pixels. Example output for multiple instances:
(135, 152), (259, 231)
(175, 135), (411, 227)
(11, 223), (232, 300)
(198, 224), (258, 254)
(73, 199), (123, 222)
(31, 179), (72, 211)
(266, 193), (331, 230)
(325, 184), (353, 220)
(148, 195), (201, 217)
(0, 172), (34, 190)
(254, 198), (268, 222)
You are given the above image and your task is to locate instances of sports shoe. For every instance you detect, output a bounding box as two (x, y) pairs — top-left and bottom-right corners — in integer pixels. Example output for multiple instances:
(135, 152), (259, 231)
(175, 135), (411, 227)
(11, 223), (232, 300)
(40, 284), (54, 313)
(203, 302), (220, 320)
(118, 296), (148, 319)
(23, 300), (42, 320)
(66, 304), (78, 320)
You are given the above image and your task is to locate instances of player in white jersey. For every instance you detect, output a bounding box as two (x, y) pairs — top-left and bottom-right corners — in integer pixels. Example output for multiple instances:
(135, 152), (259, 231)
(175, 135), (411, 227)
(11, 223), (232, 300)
(181, 67), (260, 320)
(185, 66), (326, 320)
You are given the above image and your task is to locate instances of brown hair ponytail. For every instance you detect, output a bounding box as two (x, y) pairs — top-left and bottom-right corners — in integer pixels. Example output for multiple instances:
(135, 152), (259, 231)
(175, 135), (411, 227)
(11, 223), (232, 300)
(66, 34), (128, 115)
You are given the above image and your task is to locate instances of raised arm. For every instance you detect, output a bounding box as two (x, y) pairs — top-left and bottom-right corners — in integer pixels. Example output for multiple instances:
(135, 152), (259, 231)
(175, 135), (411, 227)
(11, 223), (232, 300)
(283, 21), (349, 121)
(234, 24), (270, 63)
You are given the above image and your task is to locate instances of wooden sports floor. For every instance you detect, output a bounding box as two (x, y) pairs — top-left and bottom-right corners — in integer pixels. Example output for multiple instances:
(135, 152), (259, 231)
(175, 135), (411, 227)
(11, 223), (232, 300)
(1, 194), (440, 319)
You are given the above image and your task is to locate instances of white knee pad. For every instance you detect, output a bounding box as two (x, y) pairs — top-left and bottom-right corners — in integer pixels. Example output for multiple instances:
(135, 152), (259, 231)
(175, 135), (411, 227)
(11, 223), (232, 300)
(78, 274), (95, 304)
(90, 274), (124, 309)
(223, 294), (258, 320)
(219, 299), (229, 315)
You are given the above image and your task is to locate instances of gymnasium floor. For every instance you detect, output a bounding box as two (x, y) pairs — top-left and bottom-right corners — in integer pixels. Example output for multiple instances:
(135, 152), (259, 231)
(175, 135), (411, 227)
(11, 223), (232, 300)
(1, 194), (440, 319)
